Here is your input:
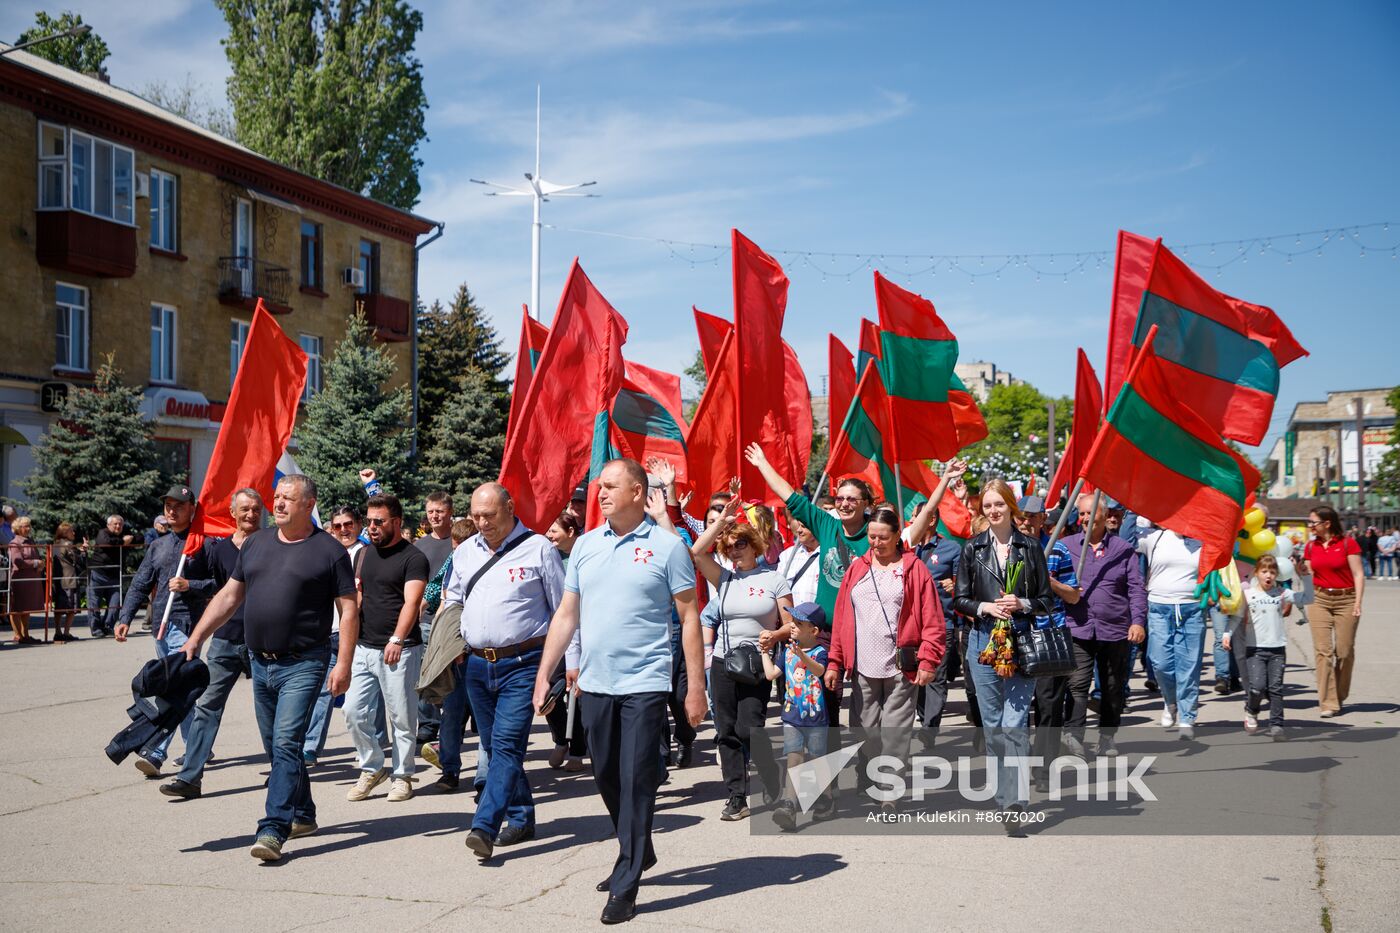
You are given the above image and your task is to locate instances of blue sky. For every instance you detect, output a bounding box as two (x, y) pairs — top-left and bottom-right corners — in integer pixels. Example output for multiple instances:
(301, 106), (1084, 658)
(7, 0), (1398, 460)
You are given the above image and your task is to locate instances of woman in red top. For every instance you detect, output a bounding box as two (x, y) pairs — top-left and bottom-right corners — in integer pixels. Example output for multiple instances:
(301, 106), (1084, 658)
(1302, 505), (1365, 716)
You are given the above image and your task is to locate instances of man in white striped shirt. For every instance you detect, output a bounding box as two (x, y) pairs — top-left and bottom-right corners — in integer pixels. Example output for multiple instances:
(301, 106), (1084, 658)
(444, 483), (564, 861)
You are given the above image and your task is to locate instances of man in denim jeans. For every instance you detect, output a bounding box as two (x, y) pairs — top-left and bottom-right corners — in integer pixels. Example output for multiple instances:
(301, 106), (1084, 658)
(182, 475), (358, 862)
(1138, 526), (1208, 740)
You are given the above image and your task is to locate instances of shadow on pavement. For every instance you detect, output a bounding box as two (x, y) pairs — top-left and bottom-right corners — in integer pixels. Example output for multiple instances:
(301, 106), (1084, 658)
(637, 853), (848, 913)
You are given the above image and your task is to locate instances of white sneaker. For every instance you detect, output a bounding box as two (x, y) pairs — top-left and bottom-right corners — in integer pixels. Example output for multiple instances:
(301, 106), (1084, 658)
(386, 776), (414, 802)
(1244, 712), (1259, 734)
(1178, 723), (1195, 741)
(347, 767), (390, 801)
(1160, 705), (1177, 729)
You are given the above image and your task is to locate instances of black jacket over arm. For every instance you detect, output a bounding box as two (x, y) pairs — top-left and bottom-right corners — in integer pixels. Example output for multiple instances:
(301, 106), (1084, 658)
(952, 528), (1054, 625)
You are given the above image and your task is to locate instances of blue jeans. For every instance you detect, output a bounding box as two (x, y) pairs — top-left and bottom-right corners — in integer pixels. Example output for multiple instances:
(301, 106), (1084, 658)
(151, 623), (193, 762)
(439, 659), (472, 780)
(1209, 609), (1239, 682)
(177, 638), (246, 784)
(86, 570), (122, 632)
(1146, 602), (1207, 724)
(251, 647), (331, 841)
(1379, 555), (1395, 577)
(465, 647), (540, 838)
(965, 624), (1035, 809)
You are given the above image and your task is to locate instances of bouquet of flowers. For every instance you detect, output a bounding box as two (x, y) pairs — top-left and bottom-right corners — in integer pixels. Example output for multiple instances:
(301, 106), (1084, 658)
(977, 559), (1024, 678)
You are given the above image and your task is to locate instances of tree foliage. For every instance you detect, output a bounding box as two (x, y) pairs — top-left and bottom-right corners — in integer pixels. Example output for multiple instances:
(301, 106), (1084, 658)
(417, 284), (510, 444)
(299, 313), (414, 508)
(23, 357), (163, 536)
(1371, 386), (1400, 500)
(141, 73), (237, 139)
(419, 370), (506, 504)
(216, 0), (428, 209)
(963, 382), (1071, 487)
(16, 11), (109, 75)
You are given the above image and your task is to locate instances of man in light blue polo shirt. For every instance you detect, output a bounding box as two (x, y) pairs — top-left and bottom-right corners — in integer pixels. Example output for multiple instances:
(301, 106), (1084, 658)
(534, 458), (705, 926)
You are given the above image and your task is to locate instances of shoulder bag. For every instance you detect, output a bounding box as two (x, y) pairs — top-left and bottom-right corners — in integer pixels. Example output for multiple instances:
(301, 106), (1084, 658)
(1006, 543), (1076, 677)
(719, 576), (767, 685)
(867, 562), (919, 673)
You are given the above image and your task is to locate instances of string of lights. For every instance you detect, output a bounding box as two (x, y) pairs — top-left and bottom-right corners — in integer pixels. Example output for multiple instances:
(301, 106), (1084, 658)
(544, 221), (1398, 283)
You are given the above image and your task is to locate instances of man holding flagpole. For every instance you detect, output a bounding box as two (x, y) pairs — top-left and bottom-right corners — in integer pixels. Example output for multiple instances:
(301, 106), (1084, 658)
(113, 484), (212, 777)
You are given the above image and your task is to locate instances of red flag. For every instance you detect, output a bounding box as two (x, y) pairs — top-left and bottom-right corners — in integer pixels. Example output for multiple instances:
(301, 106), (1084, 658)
(613, 359), (690, 489)
(783, 340), (814, 487)
(1025, 476), (1037, 498)
(1080, 326), (1261, 579)
(733, 229), (798, 504)
(684, 327), (739, 517)
(857, 317), (881, 379)
(185, 300), (307, 555)
(828, 334), (856, 447)
(1103, 230), (1156, 414)
(499, 260), (629, 532)
(694, 307), (730, 375)
(1046, 348), (1103, 506)
(506, 306), (551, 445)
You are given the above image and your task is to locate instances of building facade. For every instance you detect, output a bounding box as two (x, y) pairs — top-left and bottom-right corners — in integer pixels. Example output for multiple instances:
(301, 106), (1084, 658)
(0, 48), (438, 504)
(954, 360), (1022, 402)
(1265, 387), (1396, 520)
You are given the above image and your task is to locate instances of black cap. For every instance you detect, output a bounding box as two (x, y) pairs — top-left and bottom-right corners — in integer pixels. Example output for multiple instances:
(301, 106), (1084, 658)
(162, 484), (194, 503)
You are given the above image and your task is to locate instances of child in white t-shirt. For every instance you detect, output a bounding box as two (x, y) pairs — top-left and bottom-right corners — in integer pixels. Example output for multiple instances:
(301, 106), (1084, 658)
(1223, 555), (1313, 740)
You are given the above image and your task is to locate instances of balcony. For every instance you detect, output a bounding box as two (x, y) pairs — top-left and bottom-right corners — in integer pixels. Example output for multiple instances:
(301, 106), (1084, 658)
(35, 210), (137, 278)
(217, 257), (292, 314)
(355, 292), (412, 342)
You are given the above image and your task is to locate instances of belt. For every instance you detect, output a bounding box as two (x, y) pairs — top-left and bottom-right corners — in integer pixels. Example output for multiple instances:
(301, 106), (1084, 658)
(1317, 587), (1355, 595)
(469, 635), (546, 662)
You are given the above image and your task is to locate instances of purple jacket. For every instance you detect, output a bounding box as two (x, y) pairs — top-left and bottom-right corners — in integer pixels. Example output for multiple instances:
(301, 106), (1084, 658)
(1062, 532), (1146, 641)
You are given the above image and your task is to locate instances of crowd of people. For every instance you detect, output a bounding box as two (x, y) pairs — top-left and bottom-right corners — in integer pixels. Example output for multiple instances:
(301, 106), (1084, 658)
(0, 458), (1382, 923)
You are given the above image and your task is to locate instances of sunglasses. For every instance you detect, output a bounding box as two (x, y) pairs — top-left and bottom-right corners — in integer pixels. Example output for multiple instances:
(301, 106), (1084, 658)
(724, 538), (753, 550)
(833, 496), (867, 505)
(330, 521), (357, 531)
(365, 517), (395, 526)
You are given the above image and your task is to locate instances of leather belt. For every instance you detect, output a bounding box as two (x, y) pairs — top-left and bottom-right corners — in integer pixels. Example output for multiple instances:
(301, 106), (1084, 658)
(1317, 587), (1356, 595)
(469, 635), (546, 662)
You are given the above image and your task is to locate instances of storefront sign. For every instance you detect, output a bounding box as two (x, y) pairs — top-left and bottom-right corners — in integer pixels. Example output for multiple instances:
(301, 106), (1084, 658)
(143, 387), (213, 427)
(39, 381), (70, 413)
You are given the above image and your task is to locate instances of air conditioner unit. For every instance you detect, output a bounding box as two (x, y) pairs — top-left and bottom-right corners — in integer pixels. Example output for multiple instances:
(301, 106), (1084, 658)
(134, 172), (150, 199)
(343, 266), (366, 289)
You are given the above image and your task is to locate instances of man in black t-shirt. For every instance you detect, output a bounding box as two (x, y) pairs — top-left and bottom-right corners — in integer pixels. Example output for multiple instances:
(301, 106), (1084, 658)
(86, 514), (133, 637)
(343, 494), (430, 804)
(182, 475), (357, 862)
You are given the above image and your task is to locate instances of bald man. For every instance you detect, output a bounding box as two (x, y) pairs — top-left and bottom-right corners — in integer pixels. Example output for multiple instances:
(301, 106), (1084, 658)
(445, 483), (565, 860)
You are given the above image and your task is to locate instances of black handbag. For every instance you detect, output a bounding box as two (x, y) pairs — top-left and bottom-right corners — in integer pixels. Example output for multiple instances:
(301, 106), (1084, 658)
(1012, 622), (1076, 678)
(718, 577), (768, 685)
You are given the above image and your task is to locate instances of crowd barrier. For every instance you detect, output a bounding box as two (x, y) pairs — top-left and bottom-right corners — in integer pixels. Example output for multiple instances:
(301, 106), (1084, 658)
(0, 541), (149, 643)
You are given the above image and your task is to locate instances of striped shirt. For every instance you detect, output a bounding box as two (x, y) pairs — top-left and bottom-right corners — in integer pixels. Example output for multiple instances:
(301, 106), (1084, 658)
(1039, 540), (1078, 628)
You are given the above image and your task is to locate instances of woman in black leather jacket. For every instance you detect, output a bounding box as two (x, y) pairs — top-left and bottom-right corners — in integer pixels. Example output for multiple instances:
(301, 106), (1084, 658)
(952, 479), (1053, 830)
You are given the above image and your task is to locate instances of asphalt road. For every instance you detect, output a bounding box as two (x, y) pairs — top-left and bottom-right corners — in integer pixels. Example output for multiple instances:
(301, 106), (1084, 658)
(1, 581), (1397, 931)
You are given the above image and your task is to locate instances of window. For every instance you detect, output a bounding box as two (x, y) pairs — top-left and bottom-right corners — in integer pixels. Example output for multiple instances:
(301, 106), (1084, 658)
(150, 170), (178, 251)
(300, 221), (323, 289)
(358, 239), (380, 294)
(299, 334), (323, 401)
(55, 283), (89, 372)
(38, 123), (135, 224)
(38, 122), (65, 208)
(230, 319), (250, 388)
(150, 304), (177, 384)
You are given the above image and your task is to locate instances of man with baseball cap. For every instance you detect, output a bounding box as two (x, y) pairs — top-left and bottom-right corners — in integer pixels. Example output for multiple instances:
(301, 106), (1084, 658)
(114, 484), (212, 776)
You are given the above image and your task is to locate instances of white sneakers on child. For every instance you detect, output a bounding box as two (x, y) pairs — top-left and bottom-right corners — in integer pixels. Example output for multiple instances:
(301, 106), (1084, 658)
(1243, 711), (1260, 734)
(1160, 705), (1177, 728)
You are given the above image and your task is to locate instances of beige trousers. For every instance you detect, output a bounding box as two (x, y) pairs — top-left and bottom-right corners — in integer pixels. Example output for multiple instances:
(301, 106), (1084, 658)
(1309, 590), (1360, 713)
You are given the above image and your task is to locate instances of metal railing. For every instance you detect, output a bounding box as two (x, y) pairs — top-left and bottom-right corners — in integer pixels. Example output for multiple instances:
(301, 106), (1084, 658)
(217, 256), (292, 307)
(1, 541), (151, 643)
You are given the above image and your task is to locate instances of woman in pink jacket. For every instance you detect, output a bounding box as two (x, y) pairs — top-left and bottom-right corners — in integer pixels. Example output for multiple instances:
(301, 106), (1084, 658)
(824, 507), (945, 809)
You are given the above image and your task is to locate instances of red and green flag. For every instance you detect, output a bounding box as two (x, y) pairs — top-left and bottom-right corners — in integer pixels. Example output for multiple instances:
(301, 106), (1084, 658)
(612, 359), (690, 490)
(1080, 325), (1261, 580)
(873, 271), (965, 462)
(856, 317), (881, 381)
(826, 361), (931, 520)
(1108, 233), (1308, 446)
(828, 334), (856, 446)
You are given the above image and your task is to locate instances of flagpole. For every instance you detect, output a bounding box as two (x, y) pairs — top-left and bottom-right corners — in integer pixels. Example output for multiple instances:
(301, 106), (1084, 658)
(892, 461), (906, 521)
(1044, 477), (1085, 556)
(1075, 489), (1102, 582)
(155, 552), (188, 642)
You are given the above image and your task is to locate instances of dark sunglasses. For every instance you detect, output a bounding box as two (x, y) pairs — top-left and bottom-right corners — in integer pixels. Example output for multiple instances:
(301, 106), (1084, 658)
(330, 521), (357, 531)
(365, 517), (394, 526)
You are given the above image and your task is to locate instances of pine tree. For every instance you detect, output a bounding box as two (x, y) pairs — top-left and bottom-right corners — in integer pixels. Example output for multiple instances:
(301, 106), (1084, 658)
(23, 357), (163, 536)
(299, 312), (415, 509)
(417, 284), (511, 443)
(419, 369), (506, 503)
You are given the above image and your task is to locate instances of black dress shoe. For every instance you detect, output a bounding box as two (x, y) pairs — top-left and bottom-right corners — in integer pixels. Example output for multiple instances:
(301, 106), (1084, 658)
(600, 894), (636, 924)
(496, 823), (535, 846)
(463, 828), (493, 860)
(676, 743), (693, 768)
(595, 854), (656, 892)
(159, 778), (201, 799)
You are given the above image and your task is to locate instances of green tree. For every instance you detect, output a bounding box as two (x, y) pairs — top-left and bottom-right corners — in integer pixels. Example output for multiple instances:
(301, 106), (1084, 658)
(419, 370), (506, 503)
(682, 349), (706, 420)
(217, 0), (428, 209)
(1371, 386), (1400, 500)
(299, 312), (415, 508)
(417, 285), (510, 444)
(805, 432), (829, 493)
(141, 73), (237, 139)
(963, 382), (1070, 485)
(22, 357), (163, 536)
(16, 11), (109, 75)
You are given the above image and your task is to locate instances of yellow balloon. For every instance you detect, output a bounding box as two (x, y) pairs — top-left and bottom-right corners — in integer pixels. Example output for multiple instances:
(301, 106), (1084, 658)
(1243, 509), (1267, 534)
(1249, 529), (1276, 554)
(1238, 539), (1266, 560)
